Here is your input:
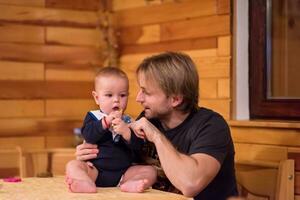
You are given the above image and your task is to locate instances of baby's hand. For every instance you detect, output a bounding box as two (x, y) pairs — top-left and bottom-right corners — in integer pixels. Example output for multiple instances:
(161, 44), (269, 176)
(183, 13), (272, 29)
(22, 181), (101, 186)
(111, 118), (131, 142)
(105, 110), (122, 127)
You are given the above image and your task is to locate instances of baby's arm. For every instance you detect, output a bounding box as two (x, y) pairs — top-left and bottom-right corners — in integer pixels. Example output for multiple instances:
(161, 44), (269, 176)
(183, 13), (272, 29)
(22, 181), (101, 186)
(81, 113), (110, 144)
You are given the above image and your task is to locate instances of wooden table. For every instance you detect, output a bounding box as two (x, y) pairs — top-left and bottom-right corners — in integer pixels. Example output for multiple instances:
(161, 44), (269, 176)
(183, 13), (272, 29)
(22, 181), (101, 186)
(0, 177), (189, 200)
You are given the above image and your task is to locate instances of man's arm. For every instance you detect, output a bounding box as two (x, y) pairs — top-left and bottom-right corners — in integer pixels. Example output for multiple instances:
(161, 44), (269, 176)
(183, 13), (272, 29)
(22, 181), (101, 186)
(130, 117), (221, 197)
(154, 133), (220, 197)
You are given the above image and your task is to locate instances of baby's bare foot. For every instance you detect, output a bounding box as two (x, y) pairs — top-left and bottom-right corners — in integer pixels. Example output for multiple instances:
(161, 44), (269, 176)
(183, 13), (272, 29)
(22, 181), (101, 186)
(120, 179), (148, 193)
(68, 178), (97, 193)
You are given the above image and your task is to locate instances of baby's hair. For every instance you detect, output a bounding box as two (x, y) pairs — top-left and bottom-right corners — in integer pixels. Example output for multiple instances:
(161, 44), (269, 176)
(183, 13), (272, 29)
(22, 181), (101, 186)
(95, 66), (128, 79)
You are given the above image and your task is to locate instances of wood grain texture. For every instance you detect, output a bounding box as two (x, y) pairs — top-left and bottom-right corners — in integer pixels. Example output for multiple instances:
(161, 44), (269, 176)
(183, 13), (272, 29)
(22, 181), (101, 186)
(0, 0), (45, 7)
(217, 0), (230, 14)
(0, 5), (98, 27)
(45, 99), (96, 117)
(0, 80), (93, 99)
(0, 61), (44, 80)
(115, 0), (217, 27)
(121, 37), (217, 54)
(0, 23), (44, 44)
(46, 27), (104, 47)
(161, 15), (230, 41)
(0, 118), (83, 136)
(0, 100), (44, 118)
(0, 43), (103, 64)
(45, 0), (101, 11)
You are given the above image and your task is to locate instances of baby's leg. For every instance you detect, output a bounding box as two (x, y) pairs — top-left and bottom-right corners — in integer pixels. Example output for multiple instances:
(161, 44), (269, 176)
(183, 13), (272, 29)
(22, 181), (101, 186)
(120, 165), (157, 193)
(65, 160), (98, 193)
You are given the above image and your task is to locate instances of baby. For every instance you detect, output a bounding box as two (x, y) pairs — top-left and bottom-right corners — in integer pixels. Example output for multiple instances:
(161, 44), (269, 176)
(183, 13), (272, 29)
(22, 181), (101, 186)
(65, 67), (157, 193)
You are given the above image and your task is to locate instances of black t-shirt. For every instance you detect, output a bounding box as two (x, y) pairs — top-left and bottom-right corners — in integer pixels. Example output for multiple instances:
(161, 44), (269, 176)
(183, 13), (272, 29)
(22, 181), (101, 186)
(149, 107), (238, 200)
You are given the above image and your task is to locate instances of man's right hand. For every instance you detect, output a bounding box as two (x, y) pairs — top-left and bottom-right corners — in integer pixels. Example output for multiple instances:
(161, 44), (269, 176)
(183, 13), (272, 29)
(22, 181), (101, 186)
(75, 142), (98, 161)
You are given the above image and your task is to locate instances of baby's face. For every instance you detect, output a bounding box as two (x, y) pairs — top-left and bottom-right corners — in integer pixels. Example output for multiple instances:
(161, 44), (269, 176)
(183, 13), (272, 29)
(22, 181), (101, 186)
(93, 75), (129, 114)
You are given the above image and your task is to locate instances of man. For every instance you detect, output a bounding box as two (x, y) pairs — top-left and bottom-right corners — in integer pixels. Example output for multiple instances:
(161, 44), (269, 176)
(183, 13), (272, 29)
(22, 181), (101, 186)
(76, 52), (238, 200)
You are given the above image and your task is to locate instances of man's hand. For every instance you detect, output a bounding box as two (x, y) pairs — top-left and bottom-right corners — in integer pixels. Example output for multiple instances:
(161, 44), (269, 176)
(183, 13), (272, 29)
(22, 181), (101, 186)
(75, 142), (98, 161)
(129, 117), (161, 143)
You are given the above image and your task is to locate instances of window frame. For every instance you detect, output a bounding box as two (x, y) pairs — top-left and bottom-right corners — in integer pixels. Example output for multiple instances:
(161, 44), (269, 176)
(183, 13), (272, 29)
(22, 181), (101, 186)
(249, 0), (300, 120)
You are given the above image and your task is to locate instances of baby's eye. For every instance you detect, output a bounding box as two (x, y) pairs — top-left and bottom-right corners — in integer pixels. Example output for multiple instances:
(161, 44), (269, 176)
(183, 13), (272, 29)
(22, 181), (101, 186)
(120, 93), (128, 97)
(105, 94), (112, 97)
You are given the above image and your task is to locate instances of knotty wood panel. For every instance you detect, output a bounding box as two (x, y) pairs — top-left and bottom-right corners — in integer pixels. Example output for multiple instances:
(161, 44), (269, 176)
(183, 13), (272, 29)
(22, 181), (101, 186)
(0, 43), (103, 64)
(195, 56), (230, 78)
(121, 37), (217, 54)
(161, 15), (230, 41)
(0, 5), (98, 28)
(46, 136), (74, 148)
(115, 0), (217, 27)
(119, 25), (160, 45)
(46, 27), (104, 47)
(0, 118), (82, 136)
(0, 61), (44, 80)
(0, 100), (44, 118)
(45, 99), (96, 117)
(113, 0), (172, 11)
(45, 0), (101, 11)
(0, 81), (93, 99)
(0, 23), (44, 44)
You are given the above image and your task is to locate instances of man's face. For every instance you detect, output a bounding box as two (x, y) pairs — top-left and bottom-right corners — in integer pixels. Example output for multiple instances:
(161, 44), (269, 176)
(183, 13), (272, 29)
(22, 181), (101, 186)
(136, 72), (172, 119)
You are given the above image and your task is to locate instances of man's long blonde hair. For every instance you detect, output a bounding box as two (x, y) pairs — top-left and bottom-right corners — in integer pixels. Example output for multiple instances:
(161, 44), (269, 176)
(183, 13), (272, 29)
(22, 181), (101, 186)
(137, 52), (199, 113)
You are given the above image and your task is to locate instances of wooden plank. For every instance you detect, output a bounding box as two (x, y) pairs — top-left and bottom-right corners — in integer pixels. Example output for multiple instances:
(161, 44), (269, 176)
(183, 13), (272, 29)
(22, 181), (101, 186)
(46, 99), (97, 117)
(121, 37), (217, 54)
(0, 43), (103, 64)
(0, 0), (45, 7)
(217, 36), (231, 56)
(46, 27), (104, 47)
(50, 151), (75, 175)
(161, 15), (230, 41)
(0, 23), (44, 44)
(276, 160), (294, 200)
(0, 118), (83, 136)
(217, 0), (230, 14)
(0, 100), (44, 118)
(199, 79), (217, 99)
(196, 57), (230, 78)
(46, 63), (98, 70)
(0, 80), (93, 99)
(0, 5), (98, 28)
(115, 0), (217, 27)
(0, 61), (44, 80)
(46, 68), (95, 81)
(218, 78), (230, 98)
(231, 126), (300, 147)
(113, 0), (167, 11)
(0, 137), (45, 149)
(45, 0), (101, 11)
(200, 99), (230, 119)
(234, 143), (288, 163)
(296, 172), (300, 195)
(119, 25), (160, 45)
(46, 136), (74, 148)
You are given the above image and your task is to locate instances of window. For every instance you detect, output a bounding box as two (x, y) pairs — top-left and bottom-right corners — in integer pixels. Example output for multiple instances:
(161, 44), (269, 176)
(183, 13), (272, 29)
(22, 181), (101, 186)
(249, 0), (300, 120)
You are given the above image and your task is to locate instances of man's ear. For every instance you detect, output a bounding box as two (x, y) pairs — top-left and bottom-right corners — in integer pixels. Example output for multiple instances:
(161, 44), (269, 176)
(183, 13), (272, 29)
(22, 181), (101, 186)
(92, 91), (100, 105)
(171, 95), (183, 107)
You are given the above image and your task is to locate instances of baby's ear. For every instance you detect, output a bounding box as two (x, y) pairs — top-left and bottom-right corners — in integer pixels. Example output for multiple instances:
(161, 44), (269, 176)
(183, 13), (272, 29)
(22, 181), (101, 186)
(92, 91), (100, 105)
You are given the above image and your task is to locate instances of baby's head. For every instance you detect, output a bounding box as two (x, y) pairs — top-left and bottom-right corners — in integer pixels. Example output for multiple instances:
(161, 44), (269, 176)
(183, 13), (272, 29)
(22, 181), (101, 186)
(92, 67), (129, 114)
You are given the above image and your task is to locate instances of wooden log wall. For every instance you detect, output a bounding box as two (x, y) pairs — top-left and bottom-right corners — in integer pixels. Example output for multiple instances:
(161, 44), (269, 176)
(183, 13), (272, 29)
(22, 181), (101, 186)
(114, 0), (231, 119)
(0, 0), (104, 148)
